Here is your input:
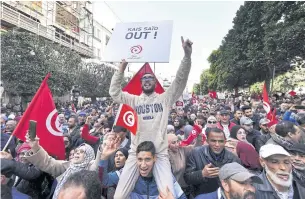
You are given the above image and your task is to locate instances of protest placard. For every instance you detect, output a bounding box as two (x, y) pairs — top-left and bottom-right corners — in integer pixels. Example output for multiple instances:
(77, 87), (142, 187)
(104, 20), (173, 63)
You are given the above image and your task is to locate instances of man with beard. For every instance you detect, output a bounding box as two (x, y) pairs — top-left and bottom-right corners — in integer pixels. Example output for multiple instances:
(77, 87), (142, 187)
(194, 162), (262, 199)
(255, 144), (294, 199)
(109, 37), (193, 199)
(284, 143), (305, 199)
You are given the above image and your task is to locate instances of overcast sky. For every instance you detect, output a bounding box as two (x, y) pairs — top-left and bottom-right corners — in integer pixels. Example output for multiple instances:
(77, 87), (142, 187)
(94, 1), (244, 91)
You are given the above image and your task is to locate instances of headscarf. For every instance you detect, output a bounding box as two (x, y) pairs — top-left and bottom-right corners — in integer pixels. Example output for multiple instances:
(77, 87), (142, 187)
(230, 125), (244, 140)
(16, 143), (31, 161)
(53, 143), (95, 199)
(236, 141), (262, 170)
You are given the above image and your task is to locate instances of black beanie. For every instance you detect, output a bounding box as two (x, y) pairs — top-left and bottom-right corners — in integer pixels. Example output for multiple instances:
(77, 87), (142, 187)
(116, 148), (129, 159)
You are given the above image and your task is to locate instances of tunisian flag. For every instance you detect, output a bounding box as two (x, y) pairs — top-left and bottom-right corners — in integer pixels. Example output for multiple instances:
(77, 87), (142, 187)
(209, 90), (217, 99)
(13, 73), (65, 159)
(114, 104), (138, 135)
(262, 82), (278, 124)
(123, 63), (164, 95)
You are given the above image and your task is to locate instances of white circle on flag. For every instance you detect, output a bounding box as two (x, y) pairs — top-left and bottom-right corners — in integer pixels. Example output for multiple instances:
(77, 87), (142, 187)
(123, 111), (135, 127)
(46, 109), (63, 136)
(263, 101), (271, 113)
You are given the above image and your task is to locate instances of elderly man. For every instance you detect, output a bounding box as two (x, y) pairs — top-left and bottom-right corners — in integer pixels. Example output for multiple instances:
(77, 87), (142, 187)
(255, 144), (294, 199)
(194, 162), (262, 199)
(283, 143), (305, 199)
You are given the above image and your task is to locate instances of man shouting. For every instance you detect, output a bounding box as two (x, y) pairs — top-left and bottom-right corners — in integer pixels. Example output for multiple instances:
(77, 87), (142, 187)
(109, 36), (193, 199)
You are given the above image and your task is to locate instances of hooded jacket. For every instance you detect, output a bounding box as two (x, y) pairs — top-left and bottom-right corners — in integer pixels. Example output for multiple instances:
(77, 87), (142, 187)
(184, 145), (241, 196)
(109, 57), (191, 154)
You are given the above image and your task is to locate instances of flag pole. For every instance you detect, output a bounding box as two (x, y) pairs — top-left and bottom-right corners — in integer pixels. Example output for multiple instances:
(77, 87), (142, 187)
(154, 63), (155, 73)
(111, 104), (123, 132)
(2, 134), (14, 152)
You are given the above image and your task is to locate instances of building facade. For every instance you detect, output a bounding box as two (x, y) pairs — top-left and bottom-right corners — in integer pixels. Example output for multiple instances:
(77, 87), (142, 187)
(1, 1), (94, 57)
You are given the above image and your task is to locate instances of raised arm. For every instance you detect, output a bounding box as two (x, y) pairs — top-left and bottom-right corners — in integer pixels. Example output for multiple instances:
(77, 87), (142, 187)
(165, 37), (192, 105)
(25, 136), (70, 177)
(109, 60), (136, 106)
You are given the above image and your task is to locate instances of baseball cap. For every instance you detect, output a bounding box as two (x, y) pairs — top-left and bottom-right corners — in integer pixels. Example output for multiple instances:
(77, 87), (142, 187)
(259, 144), (291, 158)
(220, 108), (230, 115)
(219, 162), (263, 184)
(259, 118), (270, 125)
(240, 117), (253, 125)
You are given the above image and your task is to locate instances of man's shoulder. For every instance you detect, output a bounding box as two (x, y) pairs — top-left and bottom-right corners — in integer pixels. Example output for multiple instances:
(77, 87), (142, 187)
(194, 190), (218, 199)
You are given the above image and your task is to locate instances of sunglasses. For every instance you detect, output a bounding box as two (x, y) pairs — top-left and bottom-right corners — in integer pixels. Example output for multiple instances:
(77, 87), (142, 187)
(208, 121), (217, 124)
(141, 76), (154, 82)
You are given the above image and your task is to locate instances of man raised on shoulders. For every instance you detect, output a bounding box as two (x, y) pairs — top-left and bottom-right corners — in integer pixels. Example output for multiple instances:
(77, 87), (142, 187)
(109, 36), (193, 199)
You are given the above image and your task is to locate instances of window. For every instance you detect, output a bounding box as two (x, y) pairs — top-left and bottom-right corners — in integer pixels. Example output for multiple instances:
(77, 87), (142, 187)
(105, 35), (110, 45)
(97, 48), (101, 59)
(97, 29), (100, 39)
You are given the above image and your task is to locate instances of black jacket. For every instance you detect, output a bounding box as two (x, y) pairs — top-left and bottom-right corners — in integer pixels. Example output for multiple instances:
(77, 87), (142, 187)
(246, 129), (261, 147)
(254, 171), (293, 199)
(184, 145), (241, 196)
(1, 159), (54, 199)
(254, 133), (271, 153)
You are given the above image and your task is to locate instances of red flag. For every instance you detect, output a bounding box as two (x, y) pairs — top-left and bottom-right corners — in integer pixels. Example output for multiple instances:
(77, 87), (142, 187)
(13, 74), (65, 159)
(71, 103), (76, 113)
(262, 82), (273, 121)
(123, 63), (164, 95)
(208, 90), (217, 99)
(288, 90), (296, 97)
(114, 104), (138, 135)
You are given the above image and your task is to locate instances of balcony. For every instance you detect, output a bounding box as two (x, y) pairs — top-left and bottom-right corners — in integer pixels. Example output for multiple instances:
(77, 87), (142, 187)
(0, 3), (93, 58)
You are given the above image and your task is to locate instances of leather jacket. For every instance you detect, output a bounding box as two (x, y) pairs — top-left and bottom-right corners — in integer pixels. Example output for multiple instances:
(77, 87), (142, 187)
(184, 145), (241, 196)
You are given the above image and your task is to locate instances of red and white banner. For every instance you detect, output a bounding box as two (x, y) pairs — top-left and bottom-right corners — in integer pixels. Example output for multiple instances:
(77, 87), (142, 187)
(114, 104), (138, 135)
(13, 74), (65, 159)
(262, 82), (278, 125)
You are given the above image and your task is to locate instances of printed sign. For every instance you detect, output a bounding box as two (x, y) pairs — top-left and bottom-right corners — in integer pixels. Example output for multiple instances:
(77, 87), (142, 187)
(104, 20), (174, 63)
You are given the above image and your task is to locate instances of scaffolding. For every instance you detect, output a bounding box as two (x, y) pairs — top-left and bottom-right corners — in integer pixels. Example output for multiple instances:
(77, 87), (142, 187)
(0, 1), (93, 58)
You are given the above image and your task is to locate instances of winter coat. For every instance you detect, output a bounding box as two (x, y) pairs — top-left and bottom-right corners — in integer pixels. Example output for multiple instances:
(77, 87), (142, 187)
(254, 171), (294, 199)
(1, 159), (54, 199)
(25, 146), (100, 182)
(184, 145), (241, 196)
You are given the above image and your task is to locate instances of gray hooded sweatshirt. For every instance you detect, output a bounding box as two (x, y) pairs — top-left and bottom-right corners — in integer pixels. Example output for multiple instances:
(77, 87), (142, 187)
(109, 56), (191, 154)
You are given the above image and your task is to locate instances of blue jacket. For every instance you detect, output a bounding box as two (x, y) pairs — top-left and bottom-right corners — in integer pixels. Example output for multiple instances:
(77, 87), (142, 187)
(194, 188), (225, 199)
(283, 111), (299, 125)
(99, 160), (187, 199)
(12, 187), (32, 199)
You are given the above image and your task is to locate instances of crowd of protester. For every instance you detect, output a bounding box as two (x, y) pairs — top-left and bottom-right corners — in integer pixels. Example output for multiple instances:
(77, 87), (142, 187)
(1, 37), (305, 199)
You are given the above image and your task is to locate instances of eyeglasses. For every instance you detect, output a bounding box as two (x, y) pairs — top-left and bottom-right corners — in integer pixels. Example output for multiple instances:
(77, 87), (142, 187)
(208, 121), (217, 124)
(202, 111), (209, 114)
(141, 76), (155, 82)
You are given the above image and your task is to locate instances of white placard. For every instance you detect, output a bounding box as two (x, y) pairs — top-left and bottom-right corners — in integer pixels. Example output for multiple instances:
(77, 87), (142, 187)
(104, 20), (173, 63)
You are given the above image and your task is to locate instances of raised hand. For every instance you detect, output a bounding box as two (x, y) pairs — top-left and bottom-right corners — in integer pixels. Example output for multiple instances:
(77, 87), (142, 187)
(85, 116), (92, 125)
(194, 120), (203, 129)
(119, 59), (128, 73)
(0, 151), (13, 160)
(25, 131), (40, 153)
(181, 36), (193, 57)
(100, 136), (121, 160)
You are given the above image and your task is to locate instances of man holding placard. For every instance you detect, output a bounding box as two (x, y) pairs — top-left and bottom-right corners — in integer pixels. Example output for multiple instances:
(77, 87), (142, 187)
(109, 36), (193, 198)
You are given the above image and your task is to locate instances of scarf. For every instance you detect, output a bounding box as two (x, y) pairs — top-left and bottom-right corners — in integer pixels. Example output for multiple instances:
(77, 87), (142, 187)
(53, 143), (95, 199)
(208, 147), (225, 167)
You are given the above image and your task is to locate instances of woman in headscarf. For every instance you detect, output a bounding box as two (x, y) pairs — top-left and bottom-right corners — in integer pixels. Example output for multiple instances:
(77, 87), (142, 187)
(230, 125), (252, 145)
(24, 135), (100, 199)
(227, 125), (262, 173)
